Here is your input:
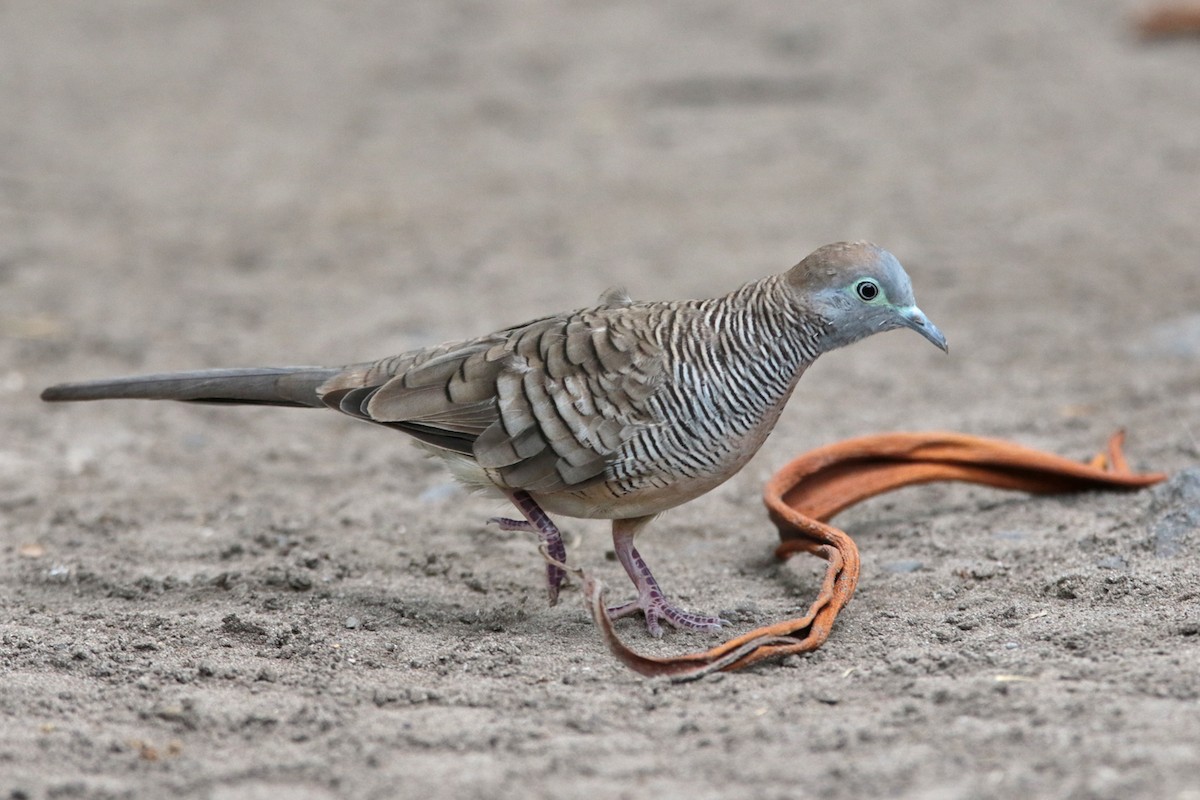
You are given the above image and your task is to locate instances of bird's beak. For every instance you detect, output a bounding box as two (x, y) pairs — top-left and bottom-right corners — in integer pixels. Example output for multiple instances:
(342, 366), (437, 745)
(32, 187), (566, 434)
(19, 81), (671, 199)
(899, 306), (949, 353)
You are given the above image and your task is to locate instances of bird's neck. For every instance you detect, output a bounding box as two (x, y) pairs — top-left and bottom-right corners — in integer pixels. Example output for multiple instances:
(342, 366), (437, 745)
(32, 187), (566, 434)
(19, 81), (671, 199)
(713, 274), (827, 372)
(656, 275), (826, 413)
(636, 277), (827, 467)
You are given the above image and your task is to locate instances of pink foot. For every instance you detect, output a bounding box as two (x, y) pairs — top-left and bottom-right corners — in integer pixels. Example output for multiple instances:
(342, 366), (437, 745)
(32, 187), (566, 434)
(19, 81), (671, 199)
(607, 590), (725, 638)
(609, 517), (726, 637)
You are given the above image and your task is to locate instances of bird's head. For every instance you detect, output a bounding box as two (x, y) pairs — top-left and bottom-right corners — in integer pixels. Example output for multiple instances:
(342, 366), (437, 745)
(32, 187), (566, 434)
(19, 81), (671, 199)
(784, 241), (948, 354)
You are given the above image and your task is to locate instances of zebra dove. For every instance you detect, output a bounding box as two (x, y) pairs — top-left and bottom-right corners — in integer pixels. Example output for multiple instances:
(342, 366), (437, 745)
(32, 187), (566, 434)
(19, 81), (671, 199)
(41, 241), (947, 636)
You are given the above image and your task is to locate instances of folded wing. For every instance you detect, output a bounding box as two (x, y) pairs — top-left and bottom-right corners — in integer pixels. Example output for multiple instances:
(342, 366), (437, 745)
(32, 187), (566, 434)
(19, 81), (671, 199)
(318, 306), (665, 493)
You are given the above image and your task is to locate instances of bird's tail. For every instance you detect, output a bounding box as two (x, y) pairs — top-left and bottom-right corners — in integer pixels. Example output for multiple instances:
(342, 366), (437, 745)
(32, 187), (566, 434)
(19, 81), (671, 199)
(40, 367), (342, 408)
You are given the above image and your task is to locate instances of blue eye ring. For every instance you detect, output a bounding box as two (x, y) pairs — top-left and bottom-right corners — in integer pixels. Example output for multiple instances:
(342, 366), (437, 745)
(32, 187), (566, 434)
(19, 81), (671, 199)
(855, 279), (880, 302)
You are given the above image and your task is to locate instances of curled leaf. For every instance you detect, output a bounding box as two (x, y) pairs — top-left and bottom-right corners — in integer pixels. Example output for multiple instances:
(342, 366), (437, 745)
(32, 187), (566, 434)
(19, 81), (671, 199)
(564, 430), (1165, 680)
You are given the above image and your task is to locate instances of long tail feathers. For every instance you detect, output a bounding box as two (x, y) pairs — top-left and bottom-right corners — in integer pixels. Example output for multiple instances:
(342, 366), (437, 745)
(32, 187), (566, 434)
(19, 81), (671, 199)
(40, 367), (342, 408)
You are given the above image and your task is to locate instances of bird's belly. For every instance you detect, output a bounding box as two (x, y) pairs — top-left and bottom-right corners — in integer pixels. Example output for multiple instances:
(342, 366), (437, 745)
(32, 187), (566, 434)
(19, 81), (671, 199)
(541, 391), (791, 520)
(531, 470), (735, 520)
(421, 440), (744, 519)
(536, 428), (770, 520)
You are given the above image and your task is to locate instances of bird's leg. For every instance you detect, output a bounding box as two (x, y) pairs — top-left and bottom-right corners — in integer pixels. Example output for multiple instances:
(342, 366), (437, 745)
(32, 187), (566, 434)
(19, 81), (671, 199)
(606, 516), (725, 637)
(489, 490), (568, 606)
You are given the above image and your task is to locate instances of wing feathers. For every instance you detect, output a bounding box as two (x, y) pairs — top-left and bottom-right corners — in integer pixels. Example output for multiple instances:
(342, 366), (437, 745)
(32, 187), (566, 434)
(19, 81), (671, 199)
(316, 305), (665, 492)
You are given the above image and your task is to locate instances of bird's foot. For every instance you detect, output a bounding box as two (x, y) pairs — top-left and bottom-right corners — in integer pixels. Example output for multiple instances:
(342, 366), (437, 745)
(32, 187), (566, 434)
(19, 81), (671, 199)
(607, 518), (727, 637)
(607, 593), (726, 638)
(488, 514), (567, 606)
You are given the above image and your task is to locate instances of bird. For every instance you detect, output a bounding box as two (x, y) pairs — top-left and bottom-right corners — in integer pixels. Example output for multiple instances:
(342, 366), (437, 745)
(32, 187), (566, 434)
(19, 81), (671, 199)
(41, 241), (947, 637)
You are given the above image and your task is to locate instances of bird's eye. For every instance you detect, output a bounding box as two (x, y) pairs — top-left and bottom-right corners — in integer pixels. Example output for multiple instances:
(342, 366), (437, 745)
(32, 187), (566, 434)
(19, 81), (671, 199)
(855, 279), (880, 302)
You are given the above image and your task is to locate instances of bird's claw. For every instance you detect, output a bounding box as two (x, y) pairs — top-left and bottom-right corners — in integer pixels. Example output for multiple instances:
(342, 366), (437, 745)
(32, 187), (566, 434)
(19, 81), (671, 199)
(607, 595), (727, 638)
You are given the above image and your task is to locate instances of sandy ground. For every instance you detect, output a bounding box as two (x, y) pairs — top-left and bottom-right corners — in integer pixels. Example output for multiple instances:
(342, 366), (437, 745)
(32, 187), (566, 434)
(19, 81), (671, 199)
(3, 2), (1199, 798)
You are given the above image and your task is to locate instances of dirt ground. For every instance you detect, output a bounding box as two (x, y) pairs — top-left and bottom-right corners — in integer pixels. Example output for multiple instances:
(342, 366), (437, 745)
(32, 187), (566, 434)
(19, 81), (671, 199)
(3, 2), (1199, 798)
